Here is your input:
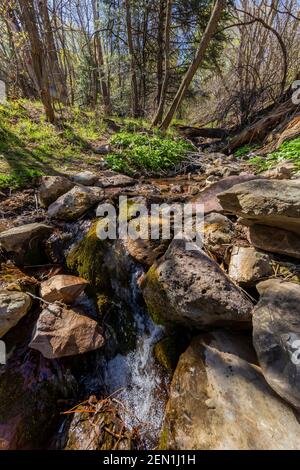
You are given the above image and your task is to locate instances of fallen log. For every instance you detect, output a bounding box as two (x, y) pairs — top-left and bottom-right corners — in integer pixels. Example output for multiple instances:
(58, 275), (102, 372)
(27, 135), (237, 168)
(176, 125), (232, 140)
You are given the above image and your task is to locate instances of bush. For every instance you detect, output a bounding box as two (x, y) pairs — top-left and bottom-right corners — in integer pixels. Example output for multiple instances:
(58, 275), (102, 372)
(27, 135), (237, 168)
(249, 138), (300, 172)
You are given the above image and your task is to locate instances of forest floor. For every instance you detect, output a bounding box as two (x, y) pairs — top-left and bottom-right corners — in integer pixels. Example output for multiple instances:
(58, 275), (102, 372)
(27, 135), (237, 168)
(1, 99), (300, 191)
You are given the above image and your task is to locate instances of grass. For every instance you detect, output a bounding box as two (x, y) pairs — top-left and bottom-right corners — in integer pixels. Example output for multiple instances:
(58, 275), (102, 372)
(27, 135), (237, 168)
(249, 138), (300, 172)
(0, 99), (107, 189)
(106, 131), (193, 175)
(234, 144), (259, 158)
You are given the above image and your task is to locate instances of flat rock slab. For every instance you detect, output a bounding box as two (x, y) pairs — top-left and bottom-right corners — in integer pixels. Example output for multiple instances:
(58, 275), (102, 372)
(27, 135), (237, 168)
(0, 223), (53, 265)
(96, 171), (136, 188)
(253, 279), (300, 409)
(72, 171), (99, 186)
(0, 290), (32, 338)
(218, 179), (300, 234)
(141, 238), (252, 328)
(40, 274), (89, 304)
(249, 224), (300, 259)
(192, 174), (258, 214)
(29, 304), (104, 359)
(161, 331), (300, 450)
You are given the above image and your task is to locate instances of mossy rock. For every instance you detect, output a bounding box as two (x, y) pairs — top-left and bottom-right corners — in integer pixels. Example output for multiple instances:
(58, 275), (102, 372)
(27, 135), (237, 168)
(66, 222), (111, 291)
(141, 265), (170, 326)
(154, 334), (190, 373)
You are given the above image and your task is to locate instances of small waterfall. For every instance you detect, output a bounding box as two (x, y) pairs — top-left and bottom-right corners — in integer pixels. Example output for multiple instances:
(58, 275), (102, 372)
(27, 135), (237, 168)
(104, 268), (168, 445)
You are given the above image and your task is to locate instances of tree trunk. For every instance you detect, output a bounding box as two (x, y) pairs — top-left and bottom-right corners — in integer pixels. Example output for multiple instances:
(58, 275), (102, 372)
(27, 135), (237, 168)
(125, 0), (139, 117)
(18, 0), (55, 122)
(155, 0), (166, 107)
(160, 0), (226, 131)
(93, 0), (112, 115)
(152, 0), (172, 126)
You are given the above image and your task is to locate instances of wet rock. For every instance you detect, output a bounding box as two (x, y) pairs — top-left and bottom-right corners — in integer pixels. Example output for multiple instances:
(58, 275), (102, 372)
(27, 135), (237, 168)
(48, 186), (104, 221)
(160, 331), (300, 450)
(248, 224), (300, 259)
(192, 174), (258, 214)
(218, 179), (300, 235)
(0, 352), (75, 449)
(29, 304), (104, 359)
(39, 176), (74, 208)
(253, 280), (300, 409)
(0, 223), (53, 265)
(96, 171), (136, 188)
(0, 290), (32, 338)
(141, 238), (252, 328)
(72, 171), (99, 186)
(229, 246), (273, 287)
(40, 275), (89, 304)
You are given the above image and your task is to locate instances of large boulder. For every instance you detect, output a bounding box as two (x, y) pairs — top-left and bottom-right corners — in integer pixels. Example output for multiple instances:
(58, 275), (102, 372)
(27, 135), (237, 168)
(160, 331), (300, 450)
(192, 174), (258, 214)
(0, 223), (53, 265)
(39, 175), (74, 208)
(0, 291), (32, 338)
(29, 304), (104, 359)
(40, 274), (89, 304)
(229, 246), (273, 287)
(141, 238), (252, 328)
(248, 224), (300, 259)
(218, 179), (300, 235)
(253, 280), (300, 409)
(47, 186), (104, 221)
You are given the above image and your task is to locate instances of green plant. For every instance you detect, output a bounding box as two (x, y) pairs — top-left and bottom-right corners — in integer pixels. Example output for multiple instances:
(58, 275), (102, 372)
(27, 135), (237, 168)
(106, 131), (193, 175)
(249, 137), (300, 172)
(234, 144), (259, 158)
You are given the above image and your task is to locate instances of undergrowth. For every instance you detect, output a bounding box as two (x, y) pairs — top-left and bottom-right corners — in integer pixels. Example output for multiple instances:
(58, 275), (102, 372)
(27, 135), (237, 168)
(249, 138), (300, 172)
(106, 131), (193, 175)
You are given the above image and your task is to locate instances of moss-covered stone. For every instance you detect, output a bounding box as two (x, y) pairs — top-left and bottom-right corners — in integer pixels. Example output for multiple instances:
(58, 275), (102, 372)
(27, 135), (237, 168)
(66, 222), (110, 291)
(154, 335), (188, 373)
(141, 265), (170, 326)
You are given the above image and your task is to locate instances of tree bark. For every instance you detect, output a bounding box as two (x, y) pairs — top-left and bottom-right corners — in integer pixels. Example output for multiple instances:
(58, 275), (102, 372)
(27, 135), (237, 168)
(160, 0), (226, 131)
(125, 0), (140, 117)
(152, 0), (172, 126)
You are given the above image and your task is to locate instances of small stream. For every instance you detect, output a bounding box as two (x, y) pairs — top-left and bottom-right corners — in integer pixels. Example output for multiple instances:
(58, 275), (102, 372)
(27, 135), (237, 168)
(104, 268), (167, 444)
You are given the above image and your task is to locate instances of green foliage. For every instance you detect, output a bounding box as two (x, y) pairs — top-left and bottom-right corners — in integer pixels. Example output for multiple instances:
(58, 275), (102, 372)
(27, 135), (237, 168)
(234, 144), (259, 158)
(249, 138), (300, 171)
(106, 131), (193, 175)
(0, 100), (106, 189)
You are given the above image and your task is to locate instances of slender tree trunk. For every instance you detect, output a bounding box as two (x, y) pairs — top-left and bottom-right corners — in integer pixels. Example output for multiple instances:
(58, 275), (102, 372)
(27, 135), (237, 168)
(18, 0), (55, 122)
(152, 0), (173, 126)
(125, 0), (139, 117)
(155, 0), (166, 107)
(93, 0), (112, 115)
(160, 0), (226, 131)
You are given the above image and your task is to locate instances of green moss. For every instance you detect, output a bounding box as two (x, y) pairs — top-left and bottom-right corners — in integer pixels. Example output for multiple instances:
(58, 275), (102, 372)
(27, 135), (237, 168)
(96, 293), (111, 318)
(66, 222), (110, 291)
(142, 265), (170, 326)
(159, 426), (169, 450)
(154, 337), (181, 373)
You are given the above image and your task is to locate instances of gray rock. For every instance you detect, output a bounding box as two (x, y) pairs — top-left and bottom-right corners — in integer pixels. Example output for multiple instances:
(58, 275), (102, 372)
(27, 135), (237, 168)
(96, 171), (136, 188)
(218, 179), (300, 235)
(29, 304), (104, 359)
(39, 175), (74, 208)
(249, 224), (300, 259)
(229, 246), (273, 286)
(72, 171), (99, 186)
(141, 238), (253, 328)
(203, 213), (235, 257)
(161, 331), (300, 450)
(192, 174), (258, 214)
(0, 223), (53, 265)
(0, 290), (32, 338)
(94, 144), (111, 155)
(47, 186), (104, 221)
(253, 279), (300, 409)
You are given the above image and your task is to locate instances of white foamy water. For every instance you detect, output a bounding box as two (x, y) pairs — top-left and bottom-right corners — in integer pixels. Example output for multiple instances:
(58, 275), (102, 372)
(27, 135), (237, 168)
(104, 269), (167, 443)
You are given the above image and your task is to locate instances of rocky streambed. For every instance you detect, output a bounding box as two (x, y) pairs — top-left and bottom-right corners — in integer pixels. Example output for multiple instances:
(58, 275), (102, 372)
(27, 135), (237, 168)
(1, 154), (300, 450)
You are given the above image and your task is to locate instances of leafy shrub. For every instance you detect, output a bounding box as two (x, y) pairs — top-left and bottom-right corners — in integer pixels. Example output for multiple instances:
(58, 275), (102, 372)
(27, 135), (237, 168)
(106, 131), (193, 175)
(249, 138), (300, 171)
